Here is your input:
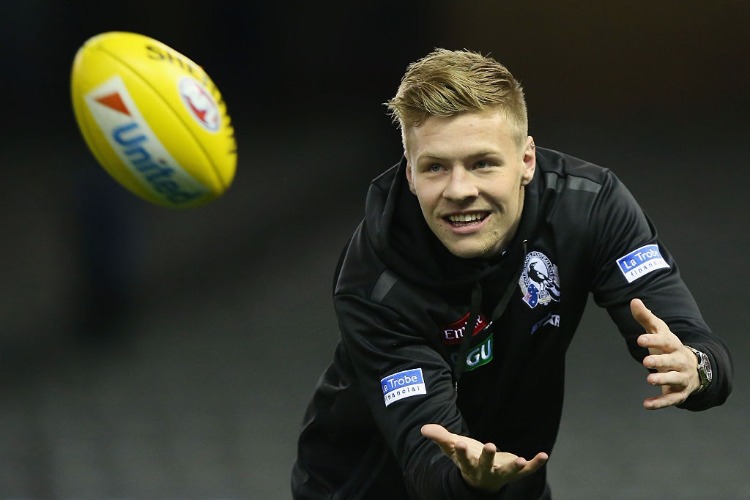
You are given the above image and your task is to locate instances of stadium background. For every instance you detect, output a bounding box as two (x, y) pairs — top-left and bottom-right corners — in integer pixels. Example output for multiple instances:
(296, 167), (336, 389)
(1, 1), (748, 497)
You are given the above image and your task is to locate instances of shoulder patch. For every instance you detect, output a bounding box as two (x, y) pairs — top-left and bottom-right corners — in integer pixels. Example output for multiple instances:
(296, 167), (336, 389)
(381, 368), (426, 407)
(616, 244), (669, 283)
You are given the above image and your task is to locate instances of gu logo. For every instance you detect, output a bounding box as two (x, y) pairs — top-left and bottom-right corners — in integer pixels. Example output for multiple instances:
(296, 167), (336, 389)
(448, 333), (494, 371)
(519, 251), (561, 309)
(465, 334), (493, 371)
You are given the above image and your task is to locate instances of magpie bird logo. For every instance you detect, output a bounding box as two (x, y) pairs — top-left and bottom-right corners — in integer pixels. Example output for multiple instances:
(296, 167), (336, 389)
(519, 251), (561, 308)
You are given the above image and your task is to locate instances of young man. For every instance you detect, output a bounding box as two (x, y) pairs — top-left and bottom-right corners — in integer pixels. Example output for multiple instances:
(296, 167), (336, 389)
(291, 49), (733, 499)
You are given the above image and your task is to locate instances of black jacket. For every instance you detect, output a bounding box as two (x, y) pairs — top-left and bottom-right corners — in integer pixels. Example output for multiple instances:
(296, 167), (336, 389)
(292, 148), (733, 499)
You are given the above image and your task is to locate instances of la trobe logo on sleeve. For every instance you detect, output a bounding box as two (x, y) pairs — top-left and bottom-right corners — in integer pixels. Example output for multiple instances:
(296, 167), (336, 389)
(381, 368), (426, 407)
(616, 244), (669, 283)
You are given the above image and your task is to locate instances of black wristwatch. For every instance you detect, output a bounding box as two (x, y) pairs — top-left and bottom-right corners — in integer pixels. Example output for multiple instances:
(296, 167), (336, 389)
(686, 346), (712, 393)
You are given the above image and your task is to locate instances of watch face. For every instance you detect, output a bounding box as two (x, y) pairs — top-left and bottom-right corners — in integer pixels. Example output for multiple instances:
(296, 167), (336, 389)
(696, 351), (712, 389)
(701, 352), (713, 382)
(689, 346), (712, 389)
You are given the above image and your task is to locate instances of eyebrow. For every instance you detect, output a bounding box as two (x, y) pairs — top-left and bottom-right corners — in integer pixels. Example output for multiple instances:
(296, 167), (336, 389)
(416, 151), (504, 163)
(468, 151), (502, 160)
(416, 154), (447, 162)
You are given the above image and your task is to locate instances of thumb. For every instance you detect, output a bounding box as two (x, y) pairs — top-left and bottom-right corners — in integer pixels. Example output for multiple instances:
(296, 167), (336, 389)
(421, 423), (453, 443)
(631, 298), (666, 355)
(630, 298), (658, 332)
(421, 424), (460, 455)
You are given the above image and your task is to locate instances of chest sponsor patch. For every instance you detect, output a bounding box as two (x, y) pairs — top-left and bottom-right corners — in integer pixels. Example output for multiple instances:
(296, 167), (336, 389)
(464, 333), (494, 371)
(441, 312), (490, 345)
(519, 251), (561, 308)
(448, 332), (495, 371)
(381, 368), (426, 407)
(616, 244), (669, 283)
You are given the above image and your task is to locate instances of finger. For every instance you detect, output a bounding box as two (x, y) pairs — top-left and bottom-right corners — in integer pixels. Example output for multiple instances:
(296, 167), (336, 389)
(478, 442), (496, 472)
(630, 298), (668, 334)
(639, 327), (684, 357)
(421, 424), (459, 455)
(632, 299), (670, 354)
(454, 440), (473, 469)
(643, 353), (679, 371)
(646, 369), (689, 388)
(644, 391), (689, 410)
(638, 334), (666, 356)
(644, 350), (693, 371)
(508, 452), (549, 476)
(521, 452), (549, 473)
(421, 424), (455, 445)
(647, 357), (699, 394)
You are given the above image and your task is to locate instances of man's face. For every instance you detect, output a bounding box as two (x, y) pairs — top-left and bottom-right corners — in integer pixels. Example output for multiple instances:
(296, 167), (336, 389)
(405, 109), (535, 259)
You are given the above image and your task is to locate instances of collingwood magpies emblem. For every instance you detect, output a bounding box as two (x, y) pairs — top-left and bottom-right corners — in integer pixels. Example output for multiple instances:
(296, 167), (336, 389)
(519, 251), (561, 308)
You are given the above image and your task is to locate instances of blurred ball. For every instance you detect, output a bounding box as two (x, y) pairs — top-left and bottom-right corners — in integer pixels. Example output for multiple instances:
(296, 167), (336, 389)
(71, 31), (237, 208)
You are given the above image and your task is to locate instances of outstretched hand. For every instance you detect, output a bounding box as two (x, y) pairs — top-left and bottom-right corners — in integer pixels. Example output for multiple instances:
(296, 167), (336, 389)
(421, 424), (548, 493)
(631, 298), (701, 409)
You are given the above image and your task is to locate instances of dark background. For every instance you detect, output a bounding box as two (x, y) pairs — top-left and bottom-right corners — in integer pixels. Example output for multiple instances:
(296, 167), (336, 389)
(1, 1), (748, 498)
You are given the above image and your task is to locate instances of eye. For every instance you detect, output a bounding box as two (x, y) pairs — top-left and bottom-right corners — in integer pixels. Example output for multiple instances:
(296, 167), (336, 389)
(428, 163), (443, 173)
(475, 159), (491, 169)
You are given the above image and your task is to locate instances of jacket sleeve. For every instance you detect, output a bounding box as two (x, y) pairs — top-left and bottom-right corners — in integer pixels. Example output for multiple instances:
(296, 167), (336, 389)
(335, 292), (536, 499)
(588, 171), (733, 410)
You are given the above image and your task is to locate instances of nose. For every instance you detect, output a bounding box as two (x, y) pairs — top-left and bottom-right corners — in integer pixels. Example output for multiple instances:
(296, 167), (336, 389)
(443, 167), (478, 201)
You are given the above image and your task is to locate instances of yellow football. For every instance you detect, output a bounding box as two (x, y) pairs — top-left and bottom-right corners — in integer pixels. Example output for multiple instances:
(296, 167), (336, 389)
(70, 31), (237, 208)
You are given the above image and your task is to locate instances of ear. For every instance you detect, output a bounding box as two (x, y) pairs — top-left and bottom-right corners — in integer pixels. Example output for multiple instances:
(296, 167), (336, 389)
(521, 136), (536, 186)
(405, 160), (417, 194)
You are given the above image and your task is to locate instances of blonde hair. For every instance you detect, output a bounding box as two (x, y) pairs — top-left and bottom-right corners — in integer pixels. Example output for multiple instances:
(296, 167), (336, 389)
(385, 48), (528, 147)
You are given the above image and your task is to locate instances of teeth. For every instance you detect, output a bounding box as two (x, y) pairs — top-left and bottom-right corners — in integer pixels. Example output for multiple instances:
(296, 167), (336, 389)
(448, 213), (484, 223)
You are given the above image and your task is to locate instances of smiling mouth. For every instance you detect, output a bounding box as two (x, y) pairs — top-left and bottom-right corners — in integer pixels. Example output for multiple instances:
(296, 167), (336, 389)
(445, 212), (489, 227)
